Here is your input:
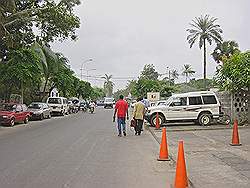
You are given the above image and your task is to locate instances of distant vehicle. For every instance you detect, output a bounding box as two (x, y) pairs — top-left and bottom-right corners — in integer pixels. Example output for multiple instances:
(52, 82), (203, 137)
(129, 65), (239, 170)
(0, 103), (30, 126)
(79, 101), (88, 112)
(145, 91), (221, 126)
(104, 97), (114, 108)
(28, 102), (51, 120)
(96, 100), (105, 107)
(47, 97), (69, 116)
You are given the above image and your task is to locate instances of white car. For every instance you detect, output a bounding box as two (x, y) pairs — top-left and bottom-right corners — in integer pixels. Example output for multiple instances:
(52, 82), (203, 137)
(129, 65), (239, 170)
(47, 97), (69, 115)
(145, 91), (221, 126)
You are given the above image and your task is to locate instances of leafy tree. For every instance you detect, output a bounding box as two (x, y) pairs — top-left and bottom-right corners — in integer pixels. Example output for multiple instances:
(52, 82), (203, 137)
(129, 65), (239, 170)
(170, 69), (179, 84)
(212, 40), (240, 64)
(215, 51), (250, 91)
(91, 87), (105, 100)
(102, 74), (114, 97)
(187, 15), (223, 87)
(0, 48), (42, 103)
(140, 64), (159, 80)
(182, 64), (195, 83)
(0, 0), (80, 61)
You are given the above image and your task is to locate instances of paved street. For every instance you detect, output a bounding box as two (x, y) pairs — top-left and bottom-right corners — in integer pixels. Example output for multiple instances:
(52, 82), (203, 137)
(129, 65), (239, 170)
(150, 124), (250, 188)
(0, 108), (173, 188)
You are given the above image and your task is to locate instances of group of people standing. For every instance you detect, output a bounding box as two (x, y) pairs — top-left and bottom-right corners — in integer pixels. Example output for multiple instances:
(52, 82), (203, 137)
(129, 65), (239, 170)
(113, 95), (147, 137)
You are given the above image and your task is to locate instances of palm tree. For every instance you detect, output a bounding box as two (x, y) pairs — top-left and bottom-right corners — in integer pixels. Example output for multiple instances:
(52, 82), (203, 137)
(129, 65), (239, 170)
(187, 15), (223, 86)
(170, 69), (179, 84)
(212, 40), (240, 64)
(182, 64), (195, 83)
(101, 74), (114, 97)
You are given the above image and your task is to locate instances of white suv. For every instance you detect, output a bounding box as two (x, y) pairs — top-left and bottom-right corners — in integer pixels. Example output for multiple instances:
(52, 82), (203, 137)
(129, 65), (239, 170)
(145, 91), (221, 126)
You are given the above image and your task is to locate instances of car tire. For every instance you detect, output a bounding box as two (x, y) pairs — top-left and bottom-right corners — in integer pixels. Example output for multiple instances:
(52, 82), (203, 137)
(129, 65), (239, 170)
(24, 116), (29, 124)
(40, 114), (44, 120)
(198, 113), (211, 126)
(10, 118), (15, 127)
(150, 113), (164, 127)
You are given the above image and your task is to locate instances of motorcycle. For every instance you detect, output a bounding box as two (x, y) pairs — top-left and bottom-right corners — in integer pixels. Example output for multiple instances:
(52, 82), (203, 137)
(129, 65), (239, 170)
(89, 106), (94, 113)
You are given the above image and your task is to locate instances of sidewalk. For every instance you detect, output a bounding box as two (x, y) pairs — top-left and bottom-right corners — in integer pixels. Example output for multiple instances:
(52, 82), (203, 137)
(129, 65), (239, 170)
(148, 124), (250, 188)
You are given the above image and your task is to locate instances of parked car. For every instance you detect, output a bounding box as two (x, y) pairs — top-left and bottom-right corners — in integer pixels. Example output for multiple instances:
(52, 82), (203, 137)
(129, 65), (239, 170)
(28, 102), (51, 120)
(104, 97), (114, 108)
(0, 103), (30, 126)
(145, 91), (221, 126)
(47, 97), (69, 116)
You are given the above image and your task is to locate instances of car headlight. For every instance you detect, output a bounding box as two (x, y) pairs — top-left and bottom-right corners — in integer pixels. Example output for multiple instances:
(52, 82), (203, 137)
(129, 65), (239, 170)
(2, 115), (9, 118)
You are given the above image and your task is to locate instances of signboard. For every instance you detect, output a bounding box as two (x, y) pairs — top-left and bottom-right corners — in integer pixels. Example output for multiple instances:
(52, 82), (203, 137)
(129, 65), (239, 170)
(147, 92), (160, 102)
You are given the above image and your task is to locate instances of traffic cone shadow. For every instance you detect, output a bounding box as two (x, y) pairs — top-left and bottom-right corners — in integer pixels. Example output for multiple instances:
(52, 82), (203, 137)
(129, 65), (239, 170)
(230, 119), (242, 146)
(174, 140), (188, 188)
(155, 112), (161, 130)
(157, 127), (170, 161)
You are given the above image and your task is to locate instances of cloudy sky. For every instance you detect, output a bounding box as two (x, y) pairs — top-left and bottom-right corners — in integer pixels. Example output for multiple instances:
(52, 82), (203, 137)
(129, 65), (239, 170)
(52, 0), (250, 91)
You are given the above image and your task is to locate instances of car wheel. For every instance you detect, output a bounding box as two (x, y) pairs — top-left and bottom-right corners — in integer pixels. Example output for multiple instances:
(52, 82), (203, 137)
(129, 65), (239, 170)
(24, 116), (29, 124)
(10, 118), (15, 127)
(198, 113), (211, 126)
(40, 114), (44, 120)
(150, 113), (164, 127)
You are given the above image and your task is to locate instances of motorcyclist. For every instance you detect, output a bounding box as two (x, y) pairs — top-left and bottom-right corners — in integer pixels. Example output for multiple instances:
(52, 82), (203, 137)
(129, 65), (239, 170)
(89, 100), (96, 113)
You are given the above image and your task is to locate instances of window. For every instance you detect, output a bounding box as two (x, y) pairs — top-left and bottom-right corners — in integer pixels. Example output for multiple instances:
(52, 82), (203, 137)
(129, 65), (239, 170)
(189, 96), (202, 105)
(48, 98), (62, 104)
(16, 105), (22, 112)
(171, 97), (187, 106)
(202, 95), (217, 104)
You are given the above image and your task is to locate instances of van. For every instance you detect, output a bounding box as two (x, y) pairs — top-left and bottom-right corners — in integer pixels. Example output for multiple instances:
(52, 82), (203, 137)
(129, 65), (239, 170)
(47, 97), (69, 115)
(145, 91), (221, 126)
(104, 97), (114, 108)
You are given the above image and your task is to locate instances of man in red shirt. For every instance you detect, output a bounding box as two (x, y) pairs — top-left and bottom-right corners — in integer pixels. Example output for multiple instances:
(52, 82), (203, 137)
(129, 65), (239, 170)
(113, 95), (129, 137)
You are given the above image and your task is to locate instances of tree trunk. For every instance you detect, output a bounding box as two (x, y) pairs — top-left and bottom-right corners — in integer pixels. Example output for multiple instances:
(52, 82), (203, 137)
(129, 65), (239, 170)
(41, 76), (49, 101)
(203, 40), (207, 90)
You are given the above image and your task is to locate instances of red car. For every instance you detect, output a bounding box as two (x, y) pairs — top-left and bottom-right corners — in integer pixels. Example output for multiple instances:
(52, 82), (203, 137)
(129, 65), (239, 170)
(0, 103), (31, 126)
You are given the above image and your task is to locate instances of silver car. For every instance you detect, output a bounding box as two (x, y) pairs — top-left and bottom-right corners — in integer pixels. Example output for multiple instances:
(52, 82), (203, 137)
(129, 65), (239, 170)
(28, 102), (51, 120)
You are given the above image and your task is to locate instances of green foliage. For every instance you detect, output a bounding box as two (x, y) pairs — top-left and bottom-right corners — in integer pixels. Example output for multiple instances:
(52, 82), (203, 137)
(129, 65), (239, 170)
(91, 87), (105, 100)
(140, 64), (159, 80)
(211, 40), (240, 64)
(215, 51), (250, 91)
(0, 0), (80, 61)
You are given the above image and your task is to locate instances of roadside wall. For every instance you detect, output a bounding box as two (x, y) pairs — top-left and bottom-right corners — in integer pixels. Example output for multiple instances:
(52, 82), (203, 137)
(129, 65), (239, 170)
(215, 90), (249, 124)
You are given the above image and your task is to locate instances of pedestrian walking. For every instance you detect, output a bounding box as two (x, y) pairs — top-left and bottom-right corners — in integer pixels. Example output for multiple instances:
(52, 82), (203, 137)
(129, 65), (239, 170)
(133, 97), (146, 136)
(113, 95), (129, 137)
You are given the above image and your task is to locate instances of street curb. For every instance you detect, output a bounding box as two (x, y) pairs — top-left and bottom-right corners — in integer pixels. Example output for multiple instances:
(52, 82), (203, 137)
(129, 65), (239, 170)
(149, 125), (250, 133)
(146, 125), (195, 188)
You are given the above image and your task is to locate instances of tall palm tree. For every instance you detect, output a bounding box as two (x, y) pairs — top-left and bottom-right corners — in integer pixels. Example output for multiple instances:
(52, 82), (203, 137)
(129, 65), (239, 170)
(182, 64), (195, 83)
(187, 15), (223, 84)
(170, 69), (179, 84)
(211, 40), (240, 64)
(101, 74), (114, 97)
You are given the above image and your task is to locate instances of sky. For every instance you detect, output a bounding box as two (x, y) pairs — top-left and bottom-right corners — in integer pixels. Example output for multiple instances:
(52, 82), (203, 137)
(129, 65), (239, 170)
(52, 0), (250, 91)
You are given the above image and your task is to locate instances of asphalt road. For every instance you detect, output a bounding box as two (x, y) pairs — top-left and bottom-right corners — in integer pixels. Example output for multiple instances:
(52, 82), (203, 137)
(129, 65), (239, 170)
(0, 108), (173, 188)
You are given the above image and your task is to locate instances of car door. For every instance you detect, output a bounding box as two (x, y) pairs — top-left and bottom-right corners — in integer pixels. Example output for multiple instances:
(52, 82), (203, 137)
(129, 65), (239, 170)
(43, 104), (50, 117)
(166, 97), (188, 120)
(185, 96), (203, 119)
(15, 104), (23, 122)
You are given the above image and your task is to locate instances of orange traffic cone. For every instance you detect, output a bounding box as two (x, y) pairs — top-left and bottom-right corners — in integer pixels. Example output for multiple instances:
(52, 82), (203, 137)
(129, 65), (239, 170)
(230, 119), (242, 146)
(155, 112), (161, 129)
(157, 127), (170, 161)
(174, 141), (188, 188)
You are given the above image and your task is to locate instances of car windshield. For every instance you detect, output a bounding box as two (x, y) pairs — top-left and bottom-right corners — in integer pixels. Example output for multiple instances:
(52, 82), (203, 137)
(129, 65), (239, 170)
(48, 98), (62, 104)
(105, 98), (113, 103)
(0, 104), (16, 111)
(28, 103), (42, 109)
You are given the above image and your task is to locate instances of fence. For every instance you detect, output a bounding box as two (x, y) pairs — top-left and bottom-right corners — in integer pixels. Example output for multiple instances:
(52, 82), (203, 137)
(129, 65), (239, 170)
(216, 90), (249, 125)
